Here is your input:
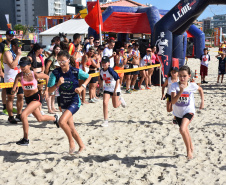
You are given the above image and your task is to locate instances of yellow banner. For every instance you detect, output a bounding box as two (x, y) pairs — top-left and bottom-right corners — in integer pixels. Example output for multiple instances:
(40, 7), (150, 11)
(0, 64), (160, 89)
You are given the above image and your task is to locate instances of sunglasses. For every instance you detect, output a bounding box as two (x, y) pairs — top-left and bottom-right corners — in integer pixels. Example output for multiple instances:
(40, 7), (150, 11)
(95, 42), (100, 43)
(120, 49), (124, 51)
(58, 59), (69, 64)
(89, 38), (94, 39)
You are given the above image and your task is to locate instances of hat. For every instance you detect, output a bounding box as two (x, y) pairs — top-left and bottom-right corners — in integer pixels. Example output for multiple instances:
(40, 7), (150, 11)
(146, 48), (152, 51)
(109, 37), (115, 41)
(33, 43), (46, 51)
(170, 66), (179, 72)
(102, 56), (110, 63)
(19, 59), (31, 67)
(128, 44), (133, 48)
(11, 39), (23, 46)
(6, 30), (15, 35)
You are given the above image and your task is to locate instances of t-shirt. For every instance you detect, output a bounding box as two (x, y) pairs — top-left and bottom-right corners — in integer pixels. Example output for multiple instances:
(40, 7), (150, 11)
(47, 67), (89, 109)
(217, 57), (226, 71)
(171, 82), (199, 118)
(44, 44), (54, 54)
(103, 47), (114, 68)
(100, 67), (120, 93)
(68, 43), (76, 56)
(85, 43), (94, 53)
(140, 55), (151, 67)
(200, 54), (210, 67)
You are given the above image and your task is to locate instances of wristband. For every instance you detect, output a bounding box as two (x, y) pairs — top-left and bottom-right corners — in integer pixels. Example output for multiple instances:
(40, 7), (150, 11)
(81, 84), (86, 88)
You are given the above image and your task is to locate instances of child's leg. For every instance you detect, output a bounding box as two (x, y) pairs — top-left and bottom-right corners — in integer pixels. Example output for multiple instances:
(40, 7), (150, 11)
(221, 74), (224, 83)
(145, 70), (149, 87)
(58, 110), (75, 151)
(217, 75), (220, 83)
(179, 117), (193, 159)
(68, 115), (85, 152)
(103, 93), (111, 120)
(20, 101), (43, 139)
(51, 95), (57, 111)
(166, 100), (172, 112)
(112, 94), (121, 108)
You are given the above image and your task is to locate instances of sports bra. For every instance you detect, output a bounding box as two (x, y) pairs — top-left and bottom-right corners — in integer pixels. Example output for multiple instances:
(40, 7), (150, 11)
(86, 58), (92, 66)
(21, 71), (38, 91)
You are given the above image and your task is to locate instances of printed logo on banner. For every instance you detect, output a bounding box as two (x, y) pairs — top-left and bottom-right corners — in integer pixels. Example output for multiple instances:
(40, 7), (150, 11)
(155, 32), (168, 56)
(173, 0), (196, 22)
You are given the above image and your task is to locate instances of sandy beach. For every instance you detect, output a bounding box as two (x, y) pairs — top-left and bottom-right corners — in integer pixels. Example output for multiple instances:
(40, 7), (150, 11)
(0, 48), (226, 185)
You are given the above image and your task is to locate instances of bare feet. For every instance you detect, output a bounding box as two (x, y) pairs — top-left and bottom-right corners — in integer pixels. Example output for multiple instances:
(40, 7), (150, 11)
(79, 145), (85, 153)
(48, 110), (55, 114)
(52, 108), (59, 112)
(82, 101), (89, 104)
(187, 151), (193, 160)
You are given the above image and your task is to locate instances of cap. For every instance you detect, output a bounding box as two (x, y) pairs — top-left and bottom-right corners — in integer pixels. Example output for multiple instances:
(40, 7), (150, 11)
(102, 56), (110, 63)
(19, 59), (31, 67)
(128, 44), (133, 48)
(11, 39), (23, 47)
(6, 30), (15, 35)
(109, 37), (115, 41)
(146, 48), (152, 51)
(170, 66), (179, 72)
(33, 43), (46, 51)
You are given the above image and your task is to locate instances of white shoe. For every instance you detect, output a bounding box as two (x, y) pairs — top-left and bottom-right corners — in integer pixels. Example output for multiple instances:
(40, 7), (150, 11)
(119, 96), (126, 108)
(93, 97), (99, 101)
(40, 111), (45, 115)
(28, 114), (34, 117)
(101, 120), (108, 127)
(89, 99), (96, 103)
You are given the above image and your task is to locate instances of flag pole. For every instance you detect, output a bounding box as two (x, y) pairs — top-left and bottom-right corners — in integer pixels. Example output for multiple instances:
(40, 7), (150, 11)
(99, 24), (102, 45)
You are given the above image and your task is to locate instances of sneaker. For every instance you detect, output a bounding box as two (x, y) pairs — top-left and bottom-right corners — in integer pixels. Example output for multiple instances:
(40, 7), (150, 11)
(101, 120), (108, 127)
(8, 117), (17, 124)
(2, 109), (8, 116)
(125, 90), (132, 94)
(40, 111), (45, 115)
(12, 108), (17, 113)
(93, 97), (99, 102)
(119, 96), (126, 108)
(54, 114), (59, 128)
(16, 138), (29, 146)
(15, 114), (22, 122)
(173, 119), (178, 125)
(28, 113), (34, 117)
(146, 86), (151, 90)
(132, 88), (138, 91)
(203, 80), (208, 84)
(139, 86), (144, 90)
(89, 99), (96, 103)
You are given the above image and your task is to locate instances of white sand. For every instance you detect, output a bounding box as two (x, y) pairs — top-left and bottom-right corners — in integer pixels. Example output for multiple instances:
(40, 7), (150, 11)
(0, 48), (226, 185)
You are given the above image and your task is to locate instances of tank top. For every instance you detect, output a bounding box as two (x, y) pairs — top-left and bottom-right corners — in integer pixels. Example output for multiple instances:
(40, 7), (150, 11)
(3, 49), (20, 83)
(167, 77), (179, 94)
(151, 53), (156, 64)
(21, 71), (38, 90)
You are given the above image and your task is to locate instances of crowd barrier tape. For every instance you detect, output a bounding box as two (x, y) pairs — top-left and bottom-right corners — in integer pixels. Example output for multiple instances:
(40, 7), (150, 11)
(0, 64), (161, 89)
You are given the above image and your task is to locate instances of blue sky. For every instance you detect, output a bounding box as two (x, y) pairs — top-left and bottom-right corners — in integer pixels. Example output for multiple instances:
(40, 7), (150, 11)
(134, 0), (226, 20)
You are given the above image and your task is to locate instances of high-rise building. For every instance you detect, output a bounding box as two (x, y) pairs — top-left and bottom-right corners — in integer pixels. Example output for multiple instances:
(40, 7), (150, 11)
(202, 17), (212, 33)
(0, 0), (67, 30)
(211, 14), (226, 33)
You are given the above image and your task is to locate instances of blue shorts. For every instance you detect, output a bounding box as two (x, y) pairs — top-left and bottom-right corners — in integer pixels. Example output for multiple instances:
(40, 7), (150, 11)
(62, 101), (80, 115)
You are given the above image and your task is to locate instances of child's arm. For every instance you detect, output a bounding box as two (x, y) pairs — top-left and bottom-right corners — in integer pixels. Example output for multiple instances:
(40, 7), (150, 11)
(161, 79), (168, 100)
(198, 86), (204, 109)
(171, 83), (185, 104)
(11, 73), (20, 95)
(215, 54), (220, 58)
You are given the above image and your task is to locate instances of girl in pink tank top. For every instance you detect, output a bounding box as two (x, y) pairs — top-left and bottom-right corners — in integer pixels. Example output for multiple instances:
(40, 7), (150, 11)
(11, 57), (59, 146)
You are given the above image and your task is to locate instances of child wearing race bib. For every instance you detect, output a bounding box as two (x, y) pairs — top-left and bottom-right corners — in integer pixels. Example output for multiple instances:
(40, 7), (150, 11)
(171, 66), (204, 160)
(100, 56), (126, 127)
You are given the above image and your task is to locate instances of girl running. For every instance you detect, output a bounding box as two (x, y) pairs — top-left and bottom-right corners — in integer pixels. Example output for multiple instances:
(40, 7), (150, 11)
(12, 57), (59, 146)
(100, 56), (126, 127)
(48, 51), (91, 154)
(171, 66), (204, 159)
(161, 67), (179, 112)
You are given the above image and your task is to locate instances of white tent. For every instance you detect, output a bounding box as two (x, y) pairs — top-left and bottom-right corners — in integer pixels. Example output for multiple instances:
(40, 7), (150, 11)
(39, 19), (89, 45)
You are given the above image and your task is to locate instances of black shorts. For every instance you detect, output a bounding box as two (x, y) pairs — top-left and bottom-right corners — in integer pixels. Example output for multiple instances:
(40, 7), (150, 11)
(1, 77), (4, 83)
(175, 113), (194, 127)
(104, 91), (120, 96)
(124, 63), (132, 76)
(218, 69), (225, 75)
(89, 70), (98, 83)
(57, 96), (61, 107)
(25, 91), (42, 105)
(165, 93), (171, 102)
(6, 87), (23, 95)
(131, 71), (139, 75)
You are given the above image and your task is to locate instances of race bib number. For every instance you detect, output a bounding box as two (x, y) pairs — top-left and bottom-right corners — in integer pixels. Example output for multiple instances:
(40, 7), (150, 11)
(24, 83), (34, 90)
(175, 91), (190, 107)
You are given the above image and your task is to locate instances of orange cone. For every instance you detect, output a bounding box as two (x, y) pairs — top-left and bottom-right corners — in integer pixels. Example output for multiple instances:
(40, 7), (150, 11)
(195, 70), (198, 78)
